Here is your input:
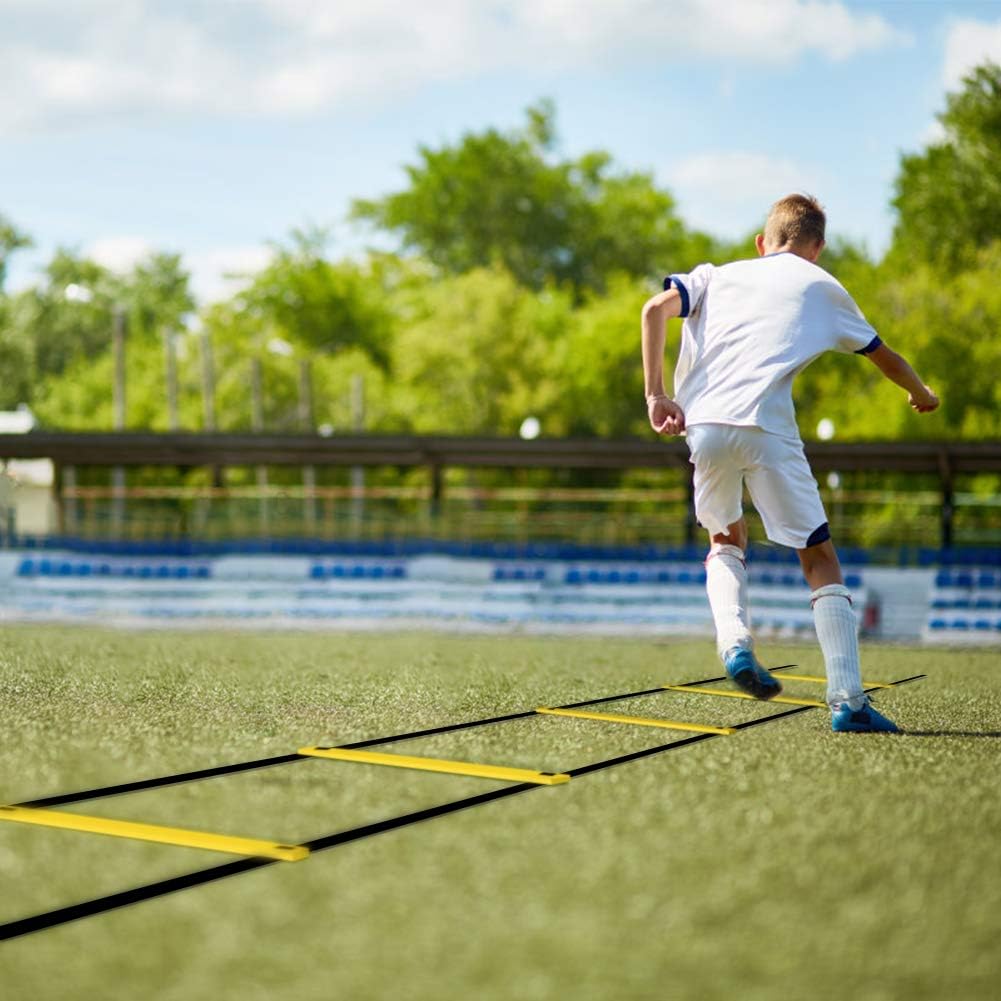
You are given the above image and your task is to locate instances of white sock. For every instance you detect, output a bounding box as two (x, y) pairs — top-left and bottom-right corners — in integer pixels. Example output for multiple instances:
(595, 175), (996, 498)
(811, 584), (866, 709)
(705, 544), (753, 661)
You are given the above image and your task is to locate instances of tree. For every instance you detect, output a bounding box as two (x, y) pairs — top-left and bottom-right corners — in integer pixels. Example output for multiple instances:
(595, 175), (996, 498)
(387, 265), (571, 434)
(891, 62), (1001, 269)
(234, 228), (394, 369)
(125, 252), (196, 343)
(10, 252), (119, 383)
(352, 101), (715, 298)
(551, 276), (655, 438)
(4, 248), (195, 392)
(0, 317), (32, 411)
(0, 214), (32, 291)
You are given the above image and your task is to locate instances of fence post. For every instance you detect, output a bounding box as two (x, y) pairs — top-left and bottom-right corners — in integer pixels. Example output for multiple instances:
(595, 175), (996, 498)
(350, 375), (365, 533)
(430, 463), (443, 526)
(111, 308), (127, 537)
(938, 448), (954, 550)
(199, 330), (219, 533)
(299, 359), (316, 533)
(251, 358), (268, 536)
(164, 326), (179, 432)
(63, 464), (78, 536)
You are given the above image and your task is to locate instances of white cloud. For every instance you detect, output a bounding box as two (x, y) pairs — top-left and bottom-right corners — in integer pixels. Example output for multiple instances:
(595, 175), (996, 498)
(943, 18), (1001, 92)
(184, 244), (274, 306)
(83, 235), (155, 274)
(0, 1), (910, 133)
(667, 151), (826, 238)
(919, 118), (946, 147)
(9, 236), (272, 305)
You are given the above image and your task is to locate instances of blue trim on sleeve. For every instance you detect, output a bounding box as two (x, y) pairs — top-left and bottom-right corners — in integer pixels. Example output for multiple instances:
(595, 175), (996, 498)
(855, 335), (882, 355)
(663, 276), (690, 317)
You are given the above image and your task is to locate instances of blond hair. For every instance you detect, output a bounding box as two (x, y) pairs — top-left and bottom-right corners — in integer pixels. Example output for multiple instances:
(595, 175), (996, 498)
(764, 194), (826, 249)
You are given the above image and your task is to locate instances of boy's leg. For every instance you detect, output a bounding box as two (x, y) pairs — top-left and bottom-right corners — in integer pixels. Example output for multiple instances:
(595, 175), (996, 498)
(797, 540), (864, 708)
(741, 430), (896, 728)
(685, 426), (780, 699)
(706, 519), (782, 699)
(798, 537), (898, 732)
(706, 519), (752, 659)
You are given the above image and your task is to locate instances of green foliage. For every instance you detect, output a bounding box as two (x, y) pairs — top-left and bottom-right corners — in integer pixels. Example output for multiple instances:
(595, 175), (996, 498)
(126, 252), (196, 342)
(32, 329), (199, 433)
(891, 62), (1001, 270)
(351, 101), (714, 298)
(794, 61), (1001, 442)
(0, 302), (32, 410)
(234, 229), (394, 368)
(11, 252), (120, 383)
(0, 247), (195, 421)
(388, 266), (570, 435)
(553, 276), (656, 438)
(0, 214), (32, 291)
(10, 77), (1001, 451)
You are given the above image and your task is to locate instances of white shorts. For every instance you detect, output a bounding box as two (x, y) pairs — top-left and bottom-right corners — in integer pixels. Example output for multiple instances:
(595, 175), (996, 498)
(685, 423), (829, 549)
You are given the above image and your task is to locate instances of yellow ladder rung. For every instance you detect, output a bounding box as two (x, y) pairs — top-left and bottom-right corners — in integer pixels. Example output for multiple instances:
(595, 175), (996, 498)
(536, 707), (735, 736)
(777, 672), (894, 689)
(662, 685), (826, 708)
(299, 747), (569, 785)
(0, 805), (308, 862)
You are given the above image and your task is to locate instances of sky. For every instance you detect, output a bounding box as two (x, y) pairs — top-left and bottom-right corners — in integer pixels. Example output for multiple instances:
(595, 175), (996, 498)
(3, 0), (1001, 305)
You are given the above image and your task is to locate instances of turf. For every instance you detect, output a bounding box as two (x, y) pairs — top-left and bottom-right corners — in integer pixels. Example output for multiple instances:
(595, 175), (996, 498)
(1, 626), (999, 1001)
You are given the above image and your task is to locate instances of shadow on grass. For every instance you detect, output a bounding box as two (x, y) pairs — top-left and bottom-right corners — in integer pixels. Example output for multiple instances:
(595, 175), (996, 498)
(903, 730), (1001, 738)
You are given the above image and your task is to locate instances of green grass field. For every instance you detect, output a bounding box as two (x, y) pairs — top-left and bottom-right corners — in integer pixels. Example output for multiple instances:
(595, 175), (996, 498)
(1, 626), (999, 1001)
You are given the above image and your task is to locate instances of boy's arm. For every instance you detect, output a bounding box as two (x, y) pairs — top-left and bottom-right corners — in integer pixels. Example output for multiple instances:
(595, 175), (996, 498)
(641, 288), (686, 435)
(864, 343), (939, 412)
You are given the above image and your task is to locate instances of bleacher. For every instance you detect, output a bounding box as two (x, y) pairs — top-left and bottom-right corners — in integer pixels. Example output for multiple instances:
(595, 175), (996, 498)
(0, 544), (868, 637)
(923, 567), (1001, 644)
(16, 557), (211, 579)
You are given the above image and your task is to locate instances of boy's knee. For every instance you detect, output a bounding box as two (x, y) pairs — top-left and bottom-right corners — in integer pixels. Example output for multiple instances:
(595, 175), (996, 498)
(707, 542), (745, 566)
(810, 583), (852, 605)
(798, 540), (843, 589)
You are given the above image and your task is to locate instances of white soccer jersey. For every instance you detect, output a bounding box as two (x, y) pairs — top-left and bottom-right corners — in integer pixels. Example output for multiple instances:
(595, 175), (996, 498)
(666, 252), (881, 439)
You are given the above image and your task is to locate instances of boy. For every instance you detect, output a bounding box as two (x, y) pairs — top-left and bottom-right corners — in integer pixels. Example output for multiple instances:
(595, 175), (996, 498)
(640, 194), (939, 733)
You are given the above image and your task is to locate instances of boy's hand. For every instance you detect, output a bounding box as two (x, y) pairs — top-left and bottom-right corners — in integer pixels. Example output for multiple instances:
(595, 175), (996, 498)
(909, 385), (940, 413)
(647, 395), (686, 435)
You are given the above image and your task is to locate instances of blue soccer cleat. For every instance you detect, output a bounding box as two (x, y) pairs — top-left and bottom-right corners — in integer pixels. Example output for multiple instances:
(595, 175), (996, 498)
(724, 647), (782, 700)
(831, 699), (900, 733)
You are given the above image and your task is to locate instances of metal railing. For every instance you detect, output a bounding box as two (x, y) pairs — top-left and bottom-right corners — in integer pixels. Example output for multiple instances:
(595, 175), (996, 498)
(49, 481), (1001, 551)
(1, 432), (1000, 549)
